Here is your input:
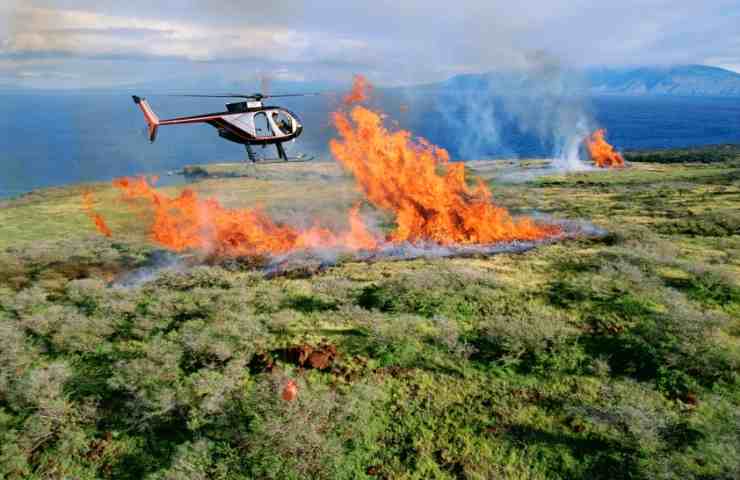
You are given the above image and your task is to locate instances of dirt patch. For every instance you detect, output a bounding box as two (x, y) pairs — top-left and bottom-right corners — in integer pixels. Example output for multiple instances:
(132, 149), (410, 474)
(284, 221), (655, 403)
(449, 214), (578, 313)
(284, 343), (339, 370)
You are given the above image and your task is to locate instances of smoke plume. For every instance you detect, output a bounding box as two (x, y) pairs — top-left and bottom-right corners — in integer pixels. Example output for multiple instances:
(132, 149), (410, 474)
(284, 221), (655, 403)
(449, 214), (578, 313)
(431, 51), (595, 171)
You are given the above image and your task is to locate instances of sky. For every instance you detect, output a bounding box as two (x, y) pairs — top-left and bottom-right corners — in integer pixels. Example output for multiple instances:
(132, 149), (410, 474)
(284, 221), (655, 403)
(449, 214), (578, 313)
(1, 0), (739, 89)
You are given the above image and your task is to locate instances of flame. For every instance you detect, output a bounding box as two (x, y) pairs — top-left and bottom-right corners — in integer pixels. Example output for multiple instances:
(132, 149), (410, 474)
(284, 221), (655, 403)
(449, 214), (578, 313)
(81, 191), (112, 237)
(343, 74), (372, 105)
(111, 177), (378, 256)
(586, 129), (624, 168)
(329, 106), (560, 244)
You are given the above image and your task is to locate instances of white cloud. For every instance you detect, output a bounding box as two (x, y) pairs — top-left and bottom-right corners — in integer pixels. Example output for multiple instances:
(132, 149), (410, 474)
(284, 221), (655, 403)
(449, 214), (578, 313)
(1, 6), (366, 64)
(2, 1), (739, 88)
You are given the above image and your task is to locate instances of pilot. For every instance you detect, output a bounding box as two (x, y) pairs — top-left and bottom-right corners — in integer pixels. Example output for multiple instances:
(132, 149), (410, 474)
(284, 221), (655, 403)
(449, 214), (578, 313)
(272, 112), (293, 134)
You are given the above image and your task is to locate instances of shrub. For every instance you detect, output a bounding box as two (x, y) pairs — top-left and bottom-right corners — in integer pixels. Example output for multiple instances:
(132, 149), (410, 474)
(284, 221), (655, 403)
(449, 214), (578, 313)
(51, 312), (115, 354)
(145, 439), (218, 480)
(354, 310), (430, 366)
(177, 310), (267, 368)
(107, 336), (184, 429)
(243, 373), (384, 479)
(428, 315), (476, 358)
(151, 266), (234, 291)
(0, 361), (98, 478)
(355, 267), (499, 320)
(0, 321), (36, 400)
(656, 210), (740, 237)
(132, 288), (221, 338)
(4, 286), (50, 317)
(180, 356), (251, 431)
(554, 260), (736, 393)
(482, 302), (578, 358)
(567, 379), (676, 454)
(65, 278), (108, 313)
(667, 266), (740, 314)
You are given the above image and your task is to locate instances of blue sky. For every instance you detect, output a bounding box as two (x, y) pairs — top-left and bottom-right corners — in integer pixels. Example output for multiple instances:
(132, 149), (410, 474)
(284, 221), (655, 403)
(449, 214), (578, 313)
(2, 0), (739, 88)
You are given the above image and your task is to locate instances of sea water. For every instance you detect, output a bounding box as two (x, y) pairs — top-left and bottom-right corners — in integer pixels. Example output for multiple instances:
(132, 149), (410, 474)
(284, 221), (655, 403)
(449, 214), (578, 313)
(1, 91), (738, 198)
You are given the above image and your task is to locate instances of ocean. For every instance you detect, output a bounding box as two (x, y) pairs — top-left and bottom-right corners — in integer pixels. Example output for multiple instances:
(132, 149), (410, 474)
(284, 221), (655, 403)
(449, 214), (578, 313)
(1, 91), (739, 199)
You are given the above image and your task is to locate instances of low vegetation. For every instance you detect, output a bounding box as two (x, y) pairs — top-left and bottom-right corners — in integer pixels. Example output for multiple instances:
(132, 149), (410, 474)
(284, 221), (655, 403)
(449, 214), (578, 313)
(0, 156), (738, 479)
(624, 143), (740, 164)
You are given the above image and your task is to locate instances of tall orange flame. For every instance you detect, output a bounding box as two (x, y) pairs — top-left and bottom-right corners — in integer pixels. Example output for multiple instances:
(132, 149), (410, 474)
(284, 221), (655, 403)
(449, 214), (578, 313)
(81, 191), (112, 237)
(330, 106), (560, 244)
(586, 129), (624, 168)
(111, 177), (377, 256)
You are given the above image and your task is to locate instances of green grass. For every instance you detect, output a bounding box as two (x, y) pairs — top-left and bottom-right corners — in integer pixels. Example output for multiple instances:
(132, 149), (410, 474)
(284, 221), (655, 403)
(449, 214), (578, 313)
(0, 158), (738, 479)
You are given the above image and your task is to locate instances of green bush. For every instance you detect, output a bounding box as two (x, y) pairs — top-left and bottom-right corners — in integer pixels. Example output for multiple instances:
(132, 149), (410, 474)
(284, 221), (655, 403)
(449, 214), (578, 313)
(242, 373), (385, 480)
(656, 210), (740, 237)
(479, 301), (579, 369)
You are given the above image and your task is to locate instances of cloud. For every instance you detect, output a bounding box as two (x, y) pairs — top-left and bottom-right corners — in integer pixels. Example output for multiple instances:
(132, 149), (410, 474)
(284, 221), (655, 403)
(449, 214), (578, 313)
(2, 0), (740, 88)
(1, 6), (368, 65)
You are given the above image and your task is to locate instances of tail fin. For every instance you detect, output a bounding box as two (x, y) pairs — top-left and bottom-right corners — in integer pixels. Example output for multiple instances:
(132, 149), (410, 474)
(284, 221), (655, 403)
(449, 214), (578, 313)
(132, 95), (160, 142)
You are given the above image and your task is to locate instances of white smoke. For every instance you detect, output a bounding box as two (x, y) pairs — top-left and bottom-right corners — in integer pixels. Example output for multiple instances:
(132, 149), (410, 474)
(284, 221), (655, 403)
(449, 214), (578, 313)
(113, 250), (189, 287)
(433, 51), (595, 172)
(265, 216), (605, 276)
(552, 117), (593, 172)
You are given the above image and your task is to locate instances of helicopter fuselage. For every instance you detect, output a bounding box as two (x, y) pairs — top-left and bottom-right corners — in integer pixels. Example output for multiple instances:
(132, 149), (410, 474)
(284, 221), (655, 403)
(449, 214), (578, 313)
(132, 96), (307, 162)
(213, 102), (304, 145)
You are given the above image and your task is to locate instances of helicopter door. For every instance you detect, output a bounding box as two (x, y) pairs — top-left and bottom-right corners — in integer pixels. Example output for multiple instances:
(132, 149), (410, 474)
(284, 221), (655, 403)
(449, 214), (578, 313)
(253, 112), (273, 137)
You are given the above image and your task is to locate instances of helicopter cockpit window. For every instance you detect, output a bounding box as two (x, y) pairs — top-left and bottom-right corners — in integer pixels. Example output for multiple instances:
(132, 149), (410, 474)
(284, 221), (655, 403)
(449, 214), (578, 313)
(271, 111), (293, 135)
(254, 112), (272, 137)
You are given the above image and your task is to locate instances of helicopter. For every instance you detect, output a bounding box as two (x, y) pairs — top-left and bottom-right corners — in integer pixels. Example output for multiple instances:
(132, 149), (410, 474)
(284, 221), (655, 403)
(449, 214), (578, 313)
(132, 92), (317, 163)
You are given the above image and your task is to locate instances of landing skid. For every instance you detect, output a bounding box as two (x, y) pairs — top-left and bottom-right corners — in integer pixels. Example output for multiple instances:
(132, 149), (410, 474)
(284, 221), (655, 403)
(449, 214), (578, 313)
(251, 155), (315, 165)
(244, 142), (313, 164)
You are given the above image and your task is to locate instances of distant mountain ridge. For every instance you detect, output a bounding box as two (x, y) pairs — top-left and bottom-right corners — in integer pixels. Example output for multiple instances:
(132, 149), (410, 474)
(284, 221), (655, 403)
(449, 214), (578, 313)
(3, 64), (739, 98)
(586, 65), (740, 97)
(439, 65), (740, 97)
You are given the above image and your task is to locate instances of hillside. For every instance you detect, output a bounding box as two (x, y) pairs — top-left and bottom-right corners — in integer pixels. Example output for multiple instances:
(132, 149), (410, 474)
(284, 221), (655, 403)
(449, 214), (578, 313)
(439, 65), (740, 97)
(0, 156), (738, 479)
(586, 65), (740, 97)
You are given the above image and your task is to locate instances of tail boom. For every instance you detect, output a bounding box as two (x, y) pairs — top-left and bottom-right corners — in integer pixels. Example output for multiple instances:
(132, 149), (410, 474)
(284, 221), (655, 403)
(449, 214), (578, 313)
(132, 95), (160, 142)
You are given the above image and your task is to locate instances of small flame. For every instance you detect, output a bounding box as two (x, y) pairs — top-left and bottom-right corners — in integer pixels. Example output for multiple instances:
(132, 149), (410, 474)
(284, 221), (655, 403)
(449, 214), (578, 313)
(81, 191), (112, 237)
(586, 129), (624, 168)
(343, 74), (372, 105)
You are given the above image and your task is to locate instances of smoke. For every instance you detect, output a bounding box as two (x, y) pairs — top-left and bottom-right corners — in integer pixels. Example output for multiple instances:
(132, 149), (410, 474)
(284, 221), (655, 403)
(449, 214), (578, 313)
(431, 50), (594, 171)
(263, 216), (606, 278)
(554, 117), (592, 171)
(435, 86), (505, 161)
(507, 52), (594, 171)
(113, 250), (188, 287)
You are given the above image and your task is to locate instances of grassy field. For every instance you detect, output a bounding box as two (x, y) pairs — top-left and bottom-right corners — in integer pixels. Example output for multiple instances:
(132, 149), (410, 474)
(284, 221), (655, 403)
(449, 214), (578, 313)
(0, 156), (739, 479)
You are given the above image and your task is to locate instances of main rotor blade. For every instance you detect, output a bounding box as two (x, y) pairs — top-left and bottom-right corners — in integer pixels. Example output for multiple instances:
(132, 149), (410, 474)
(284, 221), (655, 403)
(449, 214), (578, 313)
(164, 92), (331, 99)
(165, 94), (252, 98)
(262, 93), (322, 98)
